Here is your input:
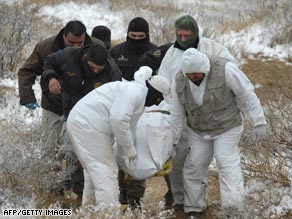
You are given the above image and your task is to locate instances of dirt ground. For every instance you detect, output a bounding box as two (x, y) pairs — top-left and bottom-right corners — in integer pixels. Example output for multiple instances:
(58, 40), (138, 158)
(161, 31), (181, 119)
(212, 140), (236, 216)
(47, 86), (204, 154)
(142, 57), (292, 219)
(241, 56), (292, 103)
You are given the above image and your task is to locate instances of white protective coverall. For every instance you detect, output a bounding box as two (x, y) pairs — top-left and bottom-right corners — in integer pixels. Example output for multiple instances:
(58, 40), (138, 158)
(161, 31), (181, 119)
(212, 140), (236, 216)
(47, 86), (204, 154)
(66, 66), (171, 206)
(115, 101), (173, 180)
(170, 48), (267, 212)
(158, 37), (237, 205)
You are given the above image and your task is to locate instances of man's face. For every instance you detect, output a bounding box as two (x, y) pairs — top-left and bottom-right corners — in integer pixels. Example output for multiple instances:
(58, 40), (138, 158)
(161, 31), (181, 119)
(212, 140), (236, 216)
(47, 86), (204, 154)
(176, 29), (194, 42)
(63, 32), (85, 47)
(87, 60), (105, 74)
(185, 72), (205, 82)
(128, 31), (146, 40)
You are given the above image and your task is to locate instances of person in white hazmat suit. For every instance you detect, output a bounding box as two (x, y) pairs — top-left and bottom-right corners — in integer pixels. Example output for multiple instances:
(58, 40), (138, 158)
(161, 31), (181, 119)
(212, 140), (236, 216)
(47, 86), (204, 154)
(66, 66), (171, 207)
(157, 15), (238, 211)
(169, 48), (267, 218)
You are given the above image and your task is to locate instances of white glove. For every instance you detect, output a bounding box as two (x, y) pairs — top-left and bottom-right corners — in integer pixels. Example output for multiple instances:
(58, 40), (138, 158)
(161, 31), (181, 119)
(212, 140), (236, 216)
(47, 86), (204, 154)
(127, 146), (137, 160)
(119, 144), (137, 160)
(253, 124), (267, 143)
(171, 147), (176, 160)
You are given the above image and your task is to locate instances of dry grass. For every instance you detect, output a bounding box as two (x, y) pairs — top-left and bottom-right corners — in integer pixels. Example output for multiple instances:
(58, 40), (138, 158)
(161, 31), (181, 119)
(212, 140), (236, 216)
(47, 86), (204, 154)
(1, 0), (292, 218)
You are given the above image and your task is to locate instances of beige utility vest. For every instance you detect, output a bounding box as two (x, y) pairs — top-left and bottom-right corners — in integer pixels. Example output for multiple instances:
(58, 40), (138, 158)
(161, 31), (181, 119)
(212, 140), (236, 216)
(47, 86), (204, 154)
(175, 56), (242, 137)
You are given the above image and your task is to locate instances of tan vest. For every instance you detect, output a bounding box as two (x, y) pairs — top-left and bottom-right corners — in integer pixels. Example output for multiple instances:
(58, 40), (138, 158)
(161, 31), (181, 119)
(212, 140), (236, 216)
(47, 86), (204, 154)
(175, 56), (242, 137)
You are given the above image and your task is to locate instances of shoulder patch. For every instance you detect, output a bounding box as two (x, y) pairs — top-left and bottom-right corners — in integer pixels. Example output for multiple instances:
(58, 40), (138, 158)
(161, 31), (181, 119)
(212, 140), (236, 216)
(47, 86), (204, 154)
(153, 49), (161, 58)
(94, 82), (102, 89)
(66, 72), (77, 77)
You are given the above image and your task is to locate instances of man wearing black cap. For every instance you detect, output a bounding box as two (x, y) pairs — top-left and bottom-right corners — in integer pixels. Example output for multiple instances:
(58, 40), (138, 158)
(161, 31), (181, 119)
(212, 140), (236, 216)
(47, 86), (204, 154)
(91, 25), (112, 50)
(42, 44), (122, 200)
(110, 17), (157, 81)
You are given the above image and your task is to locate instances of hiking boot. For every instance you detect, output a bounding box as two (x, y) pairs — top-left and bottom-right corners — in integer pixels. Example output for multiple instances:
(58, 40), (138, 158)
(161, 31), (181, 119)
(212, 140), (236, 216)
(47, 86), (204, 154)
(163, 189), (174, 207)
(119, 189), (128, 205)
(128, 196), (141, 211)
(186, 211), (203, 219)
(174, 204), (184, 211)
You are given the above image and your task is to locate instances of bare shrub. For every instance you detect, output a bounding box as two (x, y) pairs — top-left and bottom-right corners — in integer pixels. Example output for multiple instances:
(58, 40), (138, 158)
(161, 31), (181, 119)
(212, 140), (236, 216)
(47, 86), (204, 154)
(0, 2), (39, 79)
(0, 87), (60, 208)
(240, 79), (292, 187)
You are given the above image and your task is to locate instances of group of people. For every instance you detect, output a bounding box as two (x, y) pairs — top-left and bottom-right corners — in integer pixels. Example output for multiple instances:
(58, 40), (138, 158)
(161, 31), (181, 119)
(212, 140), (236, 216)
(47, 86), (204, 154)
(18, 14), (267, 219)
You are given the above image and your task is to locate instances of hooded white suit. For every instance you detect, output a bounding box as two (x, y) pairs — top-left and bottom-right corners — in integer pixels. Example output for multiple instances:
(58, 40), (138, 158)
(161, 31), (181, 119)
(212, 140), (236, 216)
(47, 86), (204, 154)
(158, 35), (238, 206)
(67, 81), (146, 206)
(170, 48), (266, 212)
(66, 66), (172, 206)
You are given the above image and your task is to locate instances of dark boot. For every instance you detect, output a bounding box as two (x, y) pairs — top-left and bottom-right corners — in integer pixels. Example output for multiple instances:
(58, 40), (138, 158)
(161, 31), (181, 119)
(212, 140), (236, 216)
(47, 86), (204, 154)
(118, 170), (128, 204)
(128, 196), (141, 211)
(119, 188), (128, 205)
(186, 211), (203, 219)
(163, 175), (174, 207)
(127, 178), (145, 209)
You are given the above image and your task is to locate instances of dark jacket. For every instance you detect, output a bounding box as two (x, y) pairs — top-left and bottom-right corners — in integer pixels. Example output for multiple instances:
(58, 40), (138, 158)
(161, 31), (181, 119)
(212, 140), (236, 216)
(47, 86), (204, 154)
(137, 43), (172, 73)
(110, 39), (157, 81)
(42, 46), (122, 117)
(18, 28), (93, 115)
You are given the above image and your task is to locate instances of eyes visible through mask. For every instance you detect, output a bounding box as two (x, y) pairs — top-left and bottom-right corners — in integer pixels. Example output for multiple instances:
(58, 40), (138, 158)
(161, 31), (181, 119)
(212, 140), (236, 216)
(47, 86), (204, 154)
(128, 31), (146, 40)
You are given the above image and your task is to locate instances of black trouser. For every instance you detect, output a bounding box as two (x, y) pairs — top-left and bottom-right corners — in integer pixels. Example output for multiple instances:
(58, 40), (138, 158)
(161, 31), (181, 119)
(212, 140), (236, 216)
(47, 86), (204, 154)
(118, 170), (146, 205)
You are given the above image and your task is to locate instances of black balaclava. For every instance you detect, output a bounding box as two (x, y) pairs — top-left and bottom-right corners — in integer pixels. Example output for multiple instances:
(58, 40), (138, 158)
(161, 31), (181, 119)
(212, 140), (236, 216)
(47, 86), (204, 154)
(126, 17), (151, 51)
(175, 15), (199, 50)
(82, 45), (108, 78)
(91, 25), (111, 49)
(145, 81), (164, 107)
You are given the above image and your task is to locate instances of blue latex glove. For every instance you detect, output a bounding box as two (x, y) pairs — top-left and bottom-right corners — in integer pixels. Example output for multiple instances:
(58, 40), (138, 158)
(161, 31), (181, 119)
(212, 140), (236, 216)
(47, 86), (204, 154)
(25, 102), (40, 109)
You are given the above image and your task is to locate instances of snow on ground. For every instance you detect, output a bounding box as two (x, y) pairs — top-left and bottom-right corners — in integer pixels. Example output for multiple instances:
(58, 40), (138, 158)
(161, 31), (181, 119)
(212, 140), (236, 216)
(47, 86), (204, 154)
(0, 78), (42, 125)
(39, 2), (291, 64)
(218, 24), (292, 63)
(39, 2), (126, 41)
(1, 1), (292, 218)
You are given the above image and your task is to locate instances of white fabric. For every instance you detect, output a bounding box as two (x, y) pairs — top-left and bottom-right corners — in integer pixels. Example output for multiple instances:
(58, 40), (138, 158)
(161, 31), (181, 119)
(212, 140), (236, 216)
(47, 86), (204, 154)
(158, 36), (241, 208)
(183, 125), (244, 212)
(197, 37), (237, 64)
(253, 124), (267, 142)
(66, 80), (147, 206)
(147, 75), (172, 104)
(169, 125), (188, 205)
(115, 103), (173, 180)
(135, 66), (172, 103)
(82, 169), (95, 206)
(181, 48), (211, 74)
(169, 59), (266, 211)
(158, 37), (237, 83)
(134, 66), (152, 83)
(170, 61), (266, 143)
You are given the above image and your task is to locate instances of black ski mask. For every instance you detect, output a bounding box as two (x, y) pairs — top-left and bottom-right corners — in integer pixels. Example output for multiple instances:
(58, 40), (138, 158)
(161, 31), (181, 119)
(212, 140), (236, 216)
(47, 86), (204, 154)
(126, 17), (150, 51)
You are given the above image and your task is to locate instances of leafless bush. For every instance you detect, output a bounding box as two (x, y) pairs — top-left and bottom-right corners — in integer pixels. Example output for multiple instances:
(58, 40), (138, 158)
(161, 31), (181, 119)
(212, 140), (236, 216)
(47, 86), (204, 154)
(0, 2), (38, 79)
(0, 87), (60, 208)
(240, 80), (292, 187)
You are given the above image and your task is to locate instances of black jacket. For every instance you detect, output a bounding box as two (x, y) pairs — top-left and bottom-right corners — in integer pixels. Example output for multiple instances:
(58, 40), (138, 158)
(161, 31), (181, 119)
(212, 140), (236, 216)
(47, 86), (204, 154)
(137, 43), (172, 73)
(110, 39), (157, 81)
(18, 28), (93, 115)
(42, 46), (122, 117)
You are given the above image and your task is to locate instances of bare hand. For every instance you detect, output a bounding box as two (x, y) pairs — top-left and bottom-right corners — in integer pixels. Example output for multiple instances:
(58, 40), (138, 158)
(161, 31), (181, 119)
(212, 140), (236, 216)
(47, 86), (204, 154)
(49, 78), (62, 94)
